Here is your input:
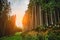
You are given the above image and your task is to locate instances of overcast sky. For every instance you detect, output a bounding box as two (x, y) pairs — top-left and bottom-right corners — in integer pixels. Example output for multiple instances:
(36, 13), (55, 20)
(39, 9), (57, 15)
(8, 0), (29, 27)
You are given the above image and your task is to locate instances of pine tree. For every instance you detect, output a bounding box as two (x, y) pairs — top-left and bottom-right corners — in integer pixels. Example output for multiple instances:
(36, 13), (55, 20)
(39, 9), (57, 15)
(0, 0), (11, 37)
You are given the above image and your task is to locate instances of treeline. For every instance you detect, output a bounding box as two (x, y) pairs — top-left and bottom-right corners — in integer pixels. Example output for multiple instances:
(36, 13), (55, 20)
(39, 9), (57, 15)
(22, 0), (60, 31)
(0, 0), (21, 37)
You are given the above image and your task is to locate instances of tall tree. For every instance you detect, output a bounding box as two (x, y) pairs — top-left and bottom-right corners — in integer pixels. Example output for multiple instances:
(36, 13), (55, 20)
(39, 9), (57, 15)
(0, 0), (10, 37)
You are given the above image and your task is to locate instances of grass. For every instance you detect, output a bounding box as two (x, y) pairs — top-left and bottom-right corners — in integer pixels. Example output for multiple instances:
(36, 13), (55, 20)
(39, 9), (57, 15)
(0, 32), (22, 40)
(0, 35), (22, 40)
(0, 30), (60, 40)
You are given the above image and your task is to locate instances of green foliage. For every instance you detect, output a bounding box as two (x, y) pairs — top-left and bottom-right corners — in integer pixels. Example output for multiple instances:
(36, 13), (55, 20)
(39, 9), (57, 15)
(29, 0), (60, 13)
(0, 31), (60, 40)
(35, 25), (48, 32)
(48, 31), (60, 40)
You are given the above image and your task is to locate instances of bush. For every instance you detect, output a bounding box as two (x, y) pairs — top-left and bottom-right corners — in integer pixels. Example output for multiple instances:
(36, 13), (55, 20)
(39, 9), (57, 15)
(48, 31), (60, 40)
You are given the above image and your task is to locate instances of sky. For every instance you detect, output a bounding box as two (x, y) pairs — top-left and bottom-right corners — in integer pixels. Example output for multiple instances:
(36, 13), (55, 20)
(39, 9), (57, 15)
(8, 0), (29, 27)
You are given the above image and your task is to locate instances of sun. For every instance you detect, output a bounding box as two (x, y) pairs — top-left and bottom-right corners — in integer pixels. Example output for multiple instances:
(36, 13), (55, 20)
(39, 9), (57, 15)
(16, 18), (23, 28)
(11, 8), (25, 29)
(10, 0), (29, 29)
(15, 13), (23, 28)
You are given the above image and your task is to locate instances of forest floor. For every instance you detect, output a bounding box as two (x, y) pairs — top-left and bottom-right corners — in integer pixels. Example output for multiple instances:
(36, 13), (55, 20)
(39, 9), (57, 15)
(0, 29), (60, 40)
